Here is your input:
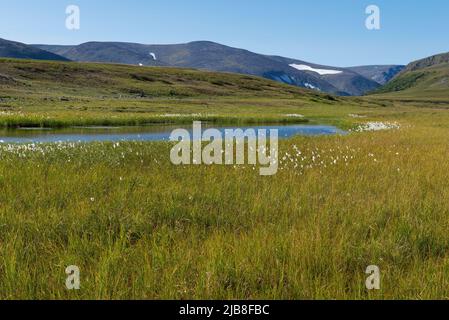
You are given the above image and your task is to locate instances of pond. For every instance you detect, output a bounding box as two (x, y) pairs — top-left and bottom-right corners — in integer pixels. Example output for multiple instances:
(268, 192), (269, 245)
(0, 124), (346, 143)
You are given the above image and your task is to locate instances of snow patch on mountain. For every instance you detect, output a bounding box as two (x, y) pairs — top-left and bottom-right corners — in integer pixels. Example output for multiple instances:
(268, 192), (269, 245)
(304, 83), (321, 91)
(150, 52), (157, 60)
(289, 64), (343, 75)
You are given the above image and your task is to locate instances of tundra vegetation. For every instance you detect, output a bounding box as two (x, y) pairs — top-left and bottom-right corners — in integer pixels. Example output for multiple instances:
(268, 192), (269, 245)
(1, 58), (449, 299)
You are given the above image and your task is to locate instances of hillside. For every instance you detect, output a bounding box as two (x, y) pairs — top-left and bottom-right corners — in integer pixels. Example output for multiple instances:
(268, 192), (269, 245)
(0, 58), (353, 128)
(0, 57), (318, 98)
(371, 52), (449, 101)
(0, 38), (69, 62)
(403, 52), (449, 73)
(34, 41), (393, 96)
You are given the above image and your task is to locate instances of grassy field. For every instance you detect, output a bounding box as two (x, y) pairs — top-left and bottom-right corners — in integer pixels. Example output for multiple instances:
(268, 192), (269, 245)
(0, 58), (393, 129)
(2, 59), (449, 299)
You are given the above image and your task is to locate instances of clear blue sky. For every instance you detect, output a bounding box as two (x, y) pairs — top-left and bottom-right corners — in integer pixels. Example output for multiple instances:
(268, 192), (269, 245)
(1, 0), (448, 67)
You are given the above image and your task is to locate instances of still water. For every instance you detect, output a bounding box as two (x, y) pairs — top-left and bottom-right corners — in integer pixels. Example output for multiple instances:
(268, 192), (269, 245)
(0, 124), (346, 143)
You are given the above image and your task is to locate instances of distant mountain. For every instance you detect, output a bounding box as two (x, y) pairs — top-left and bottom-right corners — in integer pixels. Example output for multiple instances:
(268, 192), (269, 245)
(33, 42), (164, 66)
(372, 52), (449, 99)
(34, 41), (393, 96)
(0, 38), (69, 61)
(347, 65), (405, 85)
(268, 56), (383, 96)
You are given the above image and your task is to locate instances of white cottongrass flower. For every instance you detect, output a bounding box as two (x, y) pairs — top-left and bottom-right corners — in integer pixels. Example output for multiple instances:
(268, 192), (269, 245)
(348, 114), (367, 119)
(158, 113), (217, 118)
(352, 122), (401, 132)
(285, 114), (305, 118)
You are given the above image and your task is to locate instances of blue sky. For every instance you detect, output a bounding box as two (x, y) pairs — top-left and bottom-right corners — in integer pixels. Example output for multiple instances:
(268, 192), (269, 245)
(0, 0), (448, 66)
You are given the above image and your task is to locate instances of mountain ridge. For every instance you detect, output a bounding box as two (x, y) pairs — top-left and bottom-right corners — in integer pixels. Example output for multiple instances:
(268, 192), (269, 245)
(370, 51), (449, 100)
(33, 40), (403, 96)
(0, 38), (69, 62)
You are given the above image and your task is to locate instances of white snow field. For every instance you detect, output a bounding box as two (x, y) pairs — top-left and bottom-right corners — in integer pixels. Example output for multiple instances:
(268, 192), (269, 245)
(289, 64), (343, 75)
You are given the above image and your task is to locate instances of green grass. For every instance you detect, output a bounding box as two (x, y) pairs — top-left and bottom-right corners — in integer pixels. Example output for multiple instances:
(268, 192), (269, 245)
(1, 114), (449, 299)
(0, 58), (371, 128)
(2, 58), (449, 299)
(373, 71), (428, 94)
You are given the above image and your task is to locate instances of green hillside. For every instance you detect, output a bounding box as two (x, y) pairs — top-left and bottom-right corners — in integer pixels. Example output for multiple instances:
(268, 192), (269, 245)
(0, 58), (354, 128)
(371, 53), (449, 101)
(0, 57), (312, 98)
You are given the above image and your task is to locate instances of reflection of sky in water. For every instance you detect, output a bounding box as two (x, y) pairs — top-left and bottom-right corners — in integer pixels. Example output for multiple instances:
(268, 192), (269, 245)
(0, 125), (346, 144)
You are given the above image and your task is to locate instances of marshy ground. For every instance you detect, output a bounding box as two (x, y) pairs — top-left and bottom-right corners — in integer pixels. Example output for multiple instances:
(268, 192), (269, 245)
(1, 59), (449, 299)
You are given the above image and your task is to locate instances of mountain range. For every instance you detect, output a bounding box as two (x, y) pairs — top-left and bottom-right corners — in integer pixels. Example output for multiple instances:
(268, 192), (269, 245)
(0, 37), (409, 96)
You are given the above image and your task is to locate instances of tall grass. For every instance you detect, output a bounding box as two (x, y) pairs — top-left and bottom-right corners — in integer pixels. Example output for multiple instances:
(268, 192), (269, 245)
(2, 58), (449, 299)
(2, 120), (449, 299)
